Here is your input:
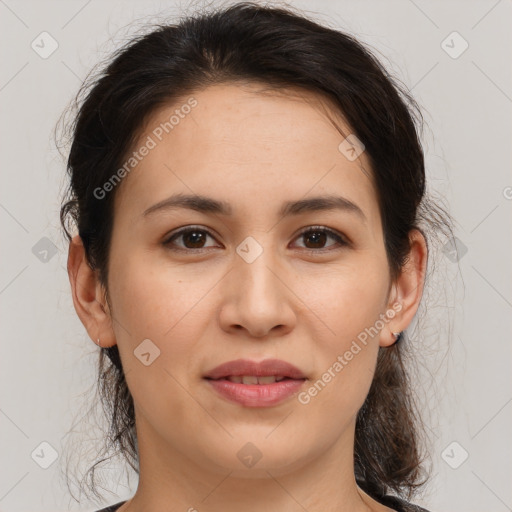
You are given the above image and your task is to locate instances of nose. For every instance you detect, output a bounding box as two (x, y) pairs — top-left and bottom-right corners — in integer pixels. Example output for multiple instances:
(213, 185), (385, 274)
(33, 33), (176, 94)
(218, 245), (296, 339)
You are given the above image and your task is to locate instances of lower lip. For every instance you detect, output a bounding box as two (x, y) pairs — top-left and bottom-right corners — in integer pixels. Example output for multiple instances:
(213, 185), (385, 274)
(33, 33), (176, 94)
(205, 378), (306, 407)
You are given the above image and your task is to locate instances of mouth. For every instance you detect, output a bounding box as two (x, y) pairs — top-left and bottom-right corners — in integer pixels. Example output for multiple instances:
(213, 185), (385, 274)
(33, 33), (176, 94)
(203, 359), (307, 407)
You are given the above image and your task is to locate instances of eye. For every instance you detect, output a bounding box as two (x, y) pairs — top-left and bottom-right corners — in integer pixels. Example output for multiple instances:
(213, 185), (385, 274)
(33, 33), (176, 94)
(163, 226), (220, 251)
(163, 225), (349, 253)
(292, 226), (349, 252)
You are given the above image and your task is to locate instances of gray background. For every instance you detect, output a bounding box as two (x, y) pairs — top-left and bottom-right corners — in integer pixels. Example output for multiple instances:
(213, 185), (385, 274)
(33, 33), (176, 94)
(0, 0), (511, 511)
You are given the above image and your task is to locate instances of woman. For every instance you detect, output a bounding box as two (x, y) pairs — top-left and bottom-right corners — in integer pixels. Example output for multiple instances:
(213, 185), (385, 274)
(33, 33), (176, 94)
(61, 2), (452, 511)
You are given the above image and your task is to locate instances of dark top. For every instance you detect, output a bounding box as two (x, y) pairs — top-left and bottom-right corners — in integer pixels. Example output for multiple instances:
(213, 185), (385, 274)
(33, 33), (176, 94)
(94, 494), (430, 512)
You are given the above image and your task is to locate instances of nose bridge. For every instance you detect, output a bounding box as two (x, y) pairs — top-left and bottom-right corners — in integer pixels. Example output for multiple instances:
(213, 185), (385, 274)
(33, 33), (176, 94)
(235, 234), (281, 304)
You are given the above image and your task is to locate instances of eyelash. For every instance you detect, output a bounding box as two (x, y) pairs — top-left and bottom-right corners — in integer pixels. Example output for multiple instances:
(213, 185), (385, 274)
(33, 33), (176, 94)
(163, 225), (349, 254)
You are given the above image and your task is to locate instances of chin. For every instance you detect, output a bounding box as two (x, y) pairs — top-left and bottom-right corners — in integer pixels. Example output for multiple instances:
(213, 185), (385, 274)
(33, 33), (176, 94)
(198, 438), (315, 478)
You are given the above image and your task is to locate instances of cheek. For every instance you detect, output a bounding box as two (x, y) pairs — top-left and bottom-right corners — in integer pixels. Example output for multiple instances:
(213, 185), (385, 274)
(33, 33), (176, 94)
(106, 251), (215, 418)
(297, 259), (388, 409)
(109, 247), (205, 329)
(106, 248), (220, 377)
(297, 279), (383, 437)
(303, 257), (390, 348)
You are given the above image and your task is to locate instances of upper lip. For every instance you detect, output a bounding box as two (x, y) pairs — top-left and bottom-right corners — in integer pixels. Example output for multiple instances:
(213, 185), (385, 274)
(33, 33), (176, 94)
(204, 358), (307, 380)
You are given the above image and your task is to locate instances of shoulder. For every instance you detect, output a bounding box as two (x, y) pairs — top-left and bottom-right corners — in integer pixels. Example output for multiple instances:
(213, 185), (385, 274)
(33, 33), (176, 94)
(378, 494), (431, 512)
(93, 501), (127, 512)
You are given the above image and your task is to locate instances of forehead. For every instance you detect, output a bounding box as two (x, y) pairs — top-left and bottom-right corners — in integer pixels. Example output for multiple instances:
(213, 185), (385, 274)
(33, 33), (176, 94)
(113, 82), (379, 227)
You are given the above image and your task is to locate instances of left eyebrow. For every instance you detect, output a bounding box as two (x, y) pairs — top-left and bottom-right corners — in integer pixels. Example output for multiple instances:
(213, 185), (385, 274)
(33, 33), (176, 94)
(278, 195), (366, 223)
(142, 193), (366, 223)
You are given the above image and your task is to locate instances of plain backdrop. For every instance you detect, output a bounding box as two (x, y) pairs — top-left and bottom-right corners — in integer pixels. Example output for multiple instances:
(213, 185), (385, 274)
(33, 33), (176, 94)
(0, 1), (511, 511)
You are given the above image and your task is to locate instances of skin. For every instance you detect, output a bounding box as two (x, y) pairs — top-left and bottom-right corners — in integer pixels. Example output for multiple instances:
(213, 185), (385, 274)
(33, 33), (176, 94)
(68, 83), (427, 512)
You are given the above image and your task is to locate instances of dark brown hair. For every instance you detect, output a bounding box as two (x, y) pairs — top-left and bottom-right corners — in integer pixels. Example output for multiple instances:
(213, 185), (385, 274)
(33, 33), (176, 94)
(59, 1), (453, 503)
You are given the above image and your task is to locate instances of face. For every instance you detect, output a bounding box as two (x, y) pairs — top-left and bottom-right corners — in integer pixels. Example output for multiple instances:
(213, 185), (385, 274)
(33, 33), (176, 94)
(93, 83), (404, 478)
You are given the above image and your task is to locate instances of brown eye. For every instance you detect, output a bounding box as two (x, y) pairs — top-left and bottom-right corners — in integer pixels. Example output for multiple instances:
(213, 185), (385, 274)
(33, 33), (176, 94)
(303, 230), (327, 249)
(293, 227), (348, 251)
(164, 227), (218, 251)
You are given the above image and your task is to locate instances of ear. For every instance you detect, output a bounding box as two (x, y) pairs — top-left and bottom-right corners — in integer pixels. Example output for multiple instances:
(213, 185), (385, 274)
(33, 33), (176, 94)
(380, 228), (428, 348)
(67, 234), (117, 348)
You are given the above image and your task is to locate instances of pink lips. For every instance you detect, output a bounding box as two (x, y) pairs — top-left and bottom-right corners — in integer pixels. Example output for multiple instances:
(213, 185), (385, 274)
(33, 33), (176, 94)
(204, 358), (307, 407)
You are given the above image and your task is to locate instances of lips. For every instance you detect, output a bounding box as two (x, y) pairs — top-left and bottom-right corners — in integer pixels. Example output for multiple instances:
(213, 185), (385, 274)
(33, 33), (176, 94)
(204, 359), (307, 407)
(203, 358), (307, 381)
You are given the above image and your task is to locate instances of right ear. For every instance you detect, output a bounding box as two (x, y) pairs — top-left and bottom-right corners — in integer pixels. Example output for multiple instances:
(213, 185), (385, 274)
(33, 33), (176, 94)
(67, 235), (117, 347)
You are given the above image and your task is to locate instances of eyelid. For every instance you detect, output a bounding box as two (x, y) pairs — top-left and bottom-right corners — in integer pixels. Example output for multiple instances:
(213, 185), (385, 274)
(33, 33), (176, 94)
(163, 225), (221, 250)
(292, 225), (350, 250)
(163, 225), (350, 251)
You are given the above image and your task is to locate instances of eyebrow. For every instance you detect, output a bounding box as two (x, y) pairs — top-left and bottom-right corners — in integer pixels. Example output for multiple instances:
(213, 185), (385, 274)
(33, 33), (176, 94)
(142, 193), (366, 222)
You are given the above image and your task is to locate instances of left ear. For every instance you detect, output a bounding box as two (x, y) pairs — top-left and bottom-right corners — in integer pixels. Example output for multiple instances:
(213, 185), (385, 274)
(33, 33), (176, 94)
(380, 228), (428, 348)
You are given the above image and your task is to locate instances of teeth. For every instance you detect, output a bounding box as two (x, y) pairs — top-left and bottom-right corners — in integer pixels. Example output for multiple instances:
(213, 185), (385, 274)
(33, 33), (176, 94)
(225, 375), (288, 384)
(258, 376), (277, 384)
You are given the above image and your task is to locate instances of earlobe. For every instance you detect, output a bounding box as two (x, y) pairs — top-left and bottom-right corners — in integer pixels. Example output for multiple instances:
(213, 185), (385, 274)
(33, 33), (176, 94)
(67, 235), (117, 347)
(381, 229), (428, 348)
